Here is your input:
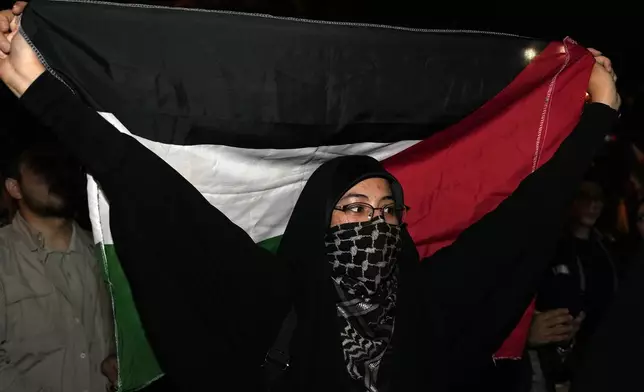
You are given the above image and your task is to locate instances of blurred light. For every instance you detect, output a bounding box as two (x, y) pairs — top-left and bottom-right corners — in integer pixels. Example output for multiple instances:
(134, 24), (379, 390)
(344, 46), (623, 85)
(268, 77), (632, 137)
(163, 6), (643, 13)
(524, 48), (537, 61)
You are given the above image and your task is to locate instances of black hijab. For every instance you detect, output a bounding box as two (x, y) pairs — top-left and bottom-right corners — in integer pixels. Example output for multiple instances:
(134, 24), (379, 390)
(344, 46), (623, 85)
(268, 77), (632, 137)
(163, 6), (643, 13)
(276, 155), (411, 391)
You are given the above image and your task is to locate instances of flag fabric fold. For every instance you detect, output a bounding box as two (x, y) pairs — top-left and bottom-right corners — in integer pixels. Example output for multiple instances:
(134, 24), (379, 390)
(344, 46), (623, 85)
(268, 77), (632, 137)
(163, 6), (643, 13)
(22, 1), (593, 389)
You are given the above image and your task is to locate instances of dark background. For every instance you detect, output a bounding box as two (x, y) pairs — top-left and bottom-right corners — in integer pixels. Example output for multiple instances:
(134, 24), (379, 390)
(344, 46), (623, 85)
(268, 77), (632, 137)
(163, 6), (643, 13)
(2, 1), (639, 115)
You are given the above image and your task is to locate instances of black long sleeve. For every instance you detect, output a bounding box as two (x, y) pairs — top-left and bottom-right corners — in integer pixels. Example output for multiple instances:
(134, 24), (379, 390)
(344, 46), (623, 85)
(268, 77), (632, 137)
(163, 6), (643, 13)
(421, 103), (618, 384)
(20, 72), (292, 390)
(571, 252), (644, 392)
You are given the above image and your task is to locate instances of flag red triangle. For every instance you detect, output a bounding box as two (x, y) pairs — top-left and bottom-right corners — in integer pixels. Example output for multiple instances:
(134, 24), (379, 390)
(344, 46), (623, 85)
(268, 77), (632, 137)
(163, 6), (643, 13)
(383, 38), (594, 359)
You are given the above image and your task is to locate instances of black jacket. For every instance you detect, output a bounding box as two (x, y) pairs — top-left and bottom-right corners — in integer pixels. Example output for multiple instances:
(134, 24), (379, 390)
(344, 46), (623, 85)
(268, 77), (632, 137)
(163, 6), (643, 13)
(533, 228), (619, 392)
(538, 230), (618, 322)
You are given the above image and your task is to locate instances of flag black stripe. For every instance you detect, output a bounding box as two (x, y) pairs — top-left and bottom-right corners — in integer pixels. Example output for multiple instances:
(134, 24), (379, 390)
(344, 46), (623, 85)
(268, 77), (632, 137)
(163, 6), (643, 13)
(23, 1), (546, 148)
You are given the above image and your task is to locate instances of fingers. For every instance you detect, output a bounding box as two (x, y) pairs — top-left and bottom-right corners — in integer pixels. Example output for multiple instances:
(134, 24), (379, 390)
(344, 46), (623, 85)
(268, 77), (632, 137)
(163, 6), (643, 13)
(539, 309), (573, 325)
(12, 2), (27, 16)
(5, 27), (18, 46)
(9, 13), (19, 32)
(587, 48), (602, 57)
(540, 308), (570, 319)
(541, 323), (575, 344)
(0, 12), (10, 33)
(549, 315), (574, 327)
(530, 308), (580, 346)
(0, 11), (11, 54)
(0, 6), (19, 56)
(590, 49), (618, 82)
(0, 36), (10, 55)
(549, 323), (574, 335)
(534, 330), (572, 345)
(595, 56), (614, 75)
(0, 27), (17, 57)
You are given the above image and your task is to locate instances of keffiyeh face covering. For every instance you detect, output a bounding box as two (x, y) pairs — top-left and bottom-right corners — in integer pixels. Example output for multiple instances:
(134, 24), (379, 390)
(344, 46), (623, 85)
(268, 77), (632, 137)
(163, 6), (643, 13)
(325, 216), (401, 391)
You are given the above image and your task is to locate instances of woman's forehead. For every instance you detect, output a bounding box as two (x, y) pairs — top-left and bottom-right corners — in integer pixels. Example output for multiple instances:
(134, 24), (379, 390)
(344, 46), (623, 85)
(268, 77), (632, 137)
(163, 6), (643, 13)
(342, 178), (392, 198)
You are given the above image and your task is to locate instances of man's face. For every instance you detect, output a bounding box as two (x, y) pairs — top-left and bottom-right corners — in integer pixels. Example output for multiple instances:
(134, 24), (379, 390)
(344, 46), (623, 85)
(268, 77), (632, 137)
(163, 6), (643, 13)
(19, 165), (73, 217)
(5, 158), (84, 219)
(571, 181), (604, 228)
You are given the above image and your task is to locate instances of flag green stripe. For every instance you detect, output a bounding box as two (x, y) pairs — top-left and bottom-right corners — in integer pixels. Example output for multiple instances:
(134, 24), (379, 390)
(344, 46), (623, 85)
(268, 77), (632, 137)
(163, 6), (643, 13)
(98, 244), (163, 392)
(258, 235), (283, 254)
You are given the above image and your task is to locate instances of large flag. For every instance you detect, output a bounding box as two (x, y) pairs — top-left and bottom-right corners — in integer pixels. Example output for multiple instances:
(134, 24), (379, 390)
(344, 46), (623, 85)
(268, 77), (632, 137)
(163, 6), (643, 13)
(22, 1), (593, 390)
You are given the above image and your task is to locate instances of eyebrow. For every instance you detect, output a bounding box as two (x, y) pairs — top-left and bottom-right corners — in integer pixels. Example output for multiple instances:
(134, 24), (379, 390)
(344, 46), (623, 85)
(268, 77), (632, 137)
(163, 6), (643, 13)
(339, 193), (369, 201)
(338, 193), (395, 203)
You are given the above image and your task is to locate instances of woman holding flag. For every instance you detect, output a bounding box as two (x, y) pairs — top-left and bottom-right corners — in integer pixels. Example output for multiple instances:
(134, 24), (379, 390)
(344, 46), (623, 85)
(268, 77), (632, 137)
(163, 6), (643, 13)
(0, 7), (622, 392)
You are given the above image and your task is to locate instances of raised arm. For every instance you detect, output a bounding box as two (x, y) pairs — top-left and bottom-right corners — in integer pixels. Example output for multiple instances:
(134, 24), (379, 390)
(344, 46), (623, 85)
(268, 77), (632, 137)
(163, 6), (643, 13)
(1, 28), (292, 390)
(422, 54), (620, 372)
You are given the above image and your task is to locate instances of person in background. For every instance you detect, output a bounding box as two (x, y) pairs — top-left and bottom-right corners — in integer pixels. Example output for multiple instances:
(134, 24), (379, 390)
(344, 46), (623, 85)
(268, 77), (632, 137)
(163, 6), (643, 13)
(0, 143), (116, 392)
(615, 197), (644, 271)
(528, 179), (618, 392)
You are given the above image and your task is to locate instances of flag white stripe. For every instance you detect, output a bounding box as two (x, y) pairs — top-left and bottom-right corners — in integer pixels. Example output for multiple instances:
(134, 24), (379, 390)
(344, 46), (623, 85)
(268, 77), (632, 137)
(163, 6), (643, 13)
(89, 113), (421, 245)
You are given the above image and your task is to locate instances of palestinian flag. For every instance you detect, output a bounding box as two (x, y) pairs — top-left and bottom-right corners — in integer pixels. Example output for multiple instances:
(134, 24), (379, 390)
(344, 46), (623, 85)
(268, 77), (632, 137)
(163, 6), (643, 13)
(22, 1), (594, 390)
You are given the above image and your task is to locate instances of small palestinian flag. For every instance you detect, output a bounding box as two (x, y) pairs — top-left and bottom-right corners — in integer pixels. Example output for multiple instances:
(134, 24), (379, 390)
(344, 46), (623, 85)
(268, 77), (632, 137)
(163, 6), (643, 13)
(22, 1), (593, 390)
